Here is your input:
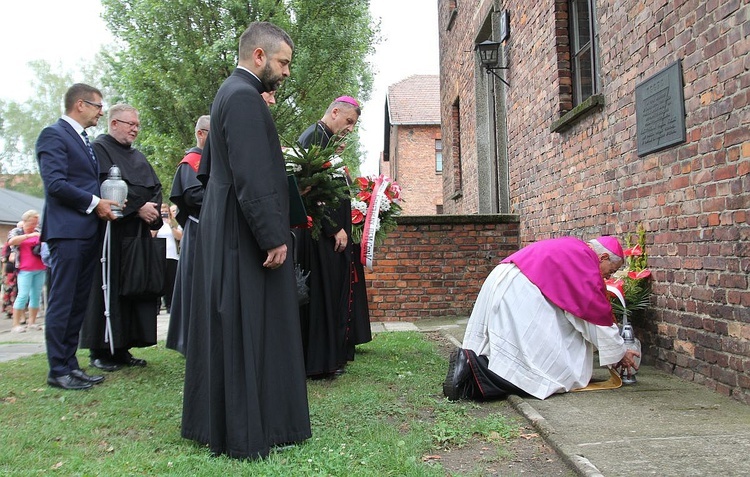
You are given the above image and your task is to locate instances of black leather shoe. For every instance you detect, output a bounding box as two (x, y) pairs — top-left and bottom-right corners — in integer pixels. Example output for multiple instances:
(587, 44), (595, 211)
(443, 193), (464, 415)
(70, 369), (105, 385)
(47, 374), (93, 390)
(443, 348), (471, 401)
(126, 357), (147, 367)
(90, 358), (122, 372)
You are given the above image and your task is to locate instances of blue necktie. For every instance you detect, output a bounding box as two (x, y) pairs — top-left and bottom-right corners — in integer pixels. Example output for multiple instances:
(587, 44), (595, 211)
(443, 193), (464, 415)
(81, 130), (97, 164)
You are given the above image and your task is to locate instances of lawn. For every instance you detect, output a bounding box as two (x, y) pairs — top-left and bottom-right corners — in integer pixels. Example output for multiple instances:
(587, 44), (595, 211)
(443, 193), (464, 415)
(0, 332), (519, 476)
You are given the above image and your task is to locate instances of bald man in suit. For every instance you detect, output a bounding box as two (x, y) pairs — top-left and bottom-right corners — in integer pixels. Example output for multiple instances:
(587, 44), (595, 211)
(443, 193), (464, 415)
(36, 83), (119, 390)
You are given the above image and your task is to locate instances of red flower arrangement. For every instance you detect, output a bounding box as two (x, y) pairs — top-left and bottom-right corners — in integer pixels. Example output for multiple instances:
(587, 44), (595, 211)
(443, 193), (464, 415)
(350, 175), (402, 246)
(606, 225), (651, 320)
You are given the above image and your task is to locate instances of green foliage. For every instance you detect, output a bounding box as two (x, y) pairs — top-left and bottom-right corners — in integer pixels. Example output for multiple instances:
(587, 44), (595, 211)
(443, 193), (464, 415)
(0, 58), (116, 174)
(609, 225), (652, 321)
(100, 0), (378, 192)
(0, 61), (73, 173)
(284, 138), (351, 239)
(0, 333), (524, 476)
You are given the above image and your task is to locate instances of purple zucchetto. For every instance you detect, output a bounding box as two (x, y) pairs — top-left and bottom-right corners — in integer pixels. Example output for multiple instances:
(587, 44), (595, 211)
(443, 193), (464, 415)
(596, 236), (624, 259)
(335, 95), (360, 108)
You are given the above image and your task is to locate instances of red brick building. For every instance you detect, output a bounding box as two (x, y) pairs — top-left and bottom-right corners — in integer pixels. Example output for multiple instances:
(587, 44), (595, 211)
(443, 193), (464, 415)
(381, 75), (444, 215)
(437, 1), (749, 403)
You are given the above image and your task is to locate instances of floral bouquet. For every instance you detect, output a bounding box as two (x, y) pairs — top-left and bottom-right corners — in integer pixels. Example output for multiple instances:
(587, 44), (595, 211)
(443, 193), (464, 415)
(606, 225), (652, 321)
(351, 174), (402, 270)
(284, 139), (351, 240)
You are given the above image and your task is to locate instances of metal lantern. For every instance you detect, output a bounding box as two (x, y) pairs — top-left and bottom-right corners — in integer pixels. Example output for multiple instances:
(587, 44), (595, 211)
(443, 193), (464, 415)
(620, 323), (642, 385)
(101, 165), (127, 218)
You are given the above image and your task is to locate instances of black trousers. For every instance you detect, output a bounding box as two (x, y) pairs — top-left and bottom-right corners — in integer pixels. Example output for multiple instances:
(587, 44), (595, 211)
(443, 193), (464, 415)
(464, 349), (528, 400)
(162, 258), (178, 312)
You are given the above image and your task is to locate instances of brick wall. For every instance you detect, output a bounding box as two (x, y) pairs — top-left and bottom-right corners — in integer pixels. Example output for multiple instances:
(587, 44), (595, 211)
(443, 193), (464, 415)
(382, 124), (443, 215)
(363, 214), (519, 321)
(437, 1), (494, 214)
(438, 1), (749, 403)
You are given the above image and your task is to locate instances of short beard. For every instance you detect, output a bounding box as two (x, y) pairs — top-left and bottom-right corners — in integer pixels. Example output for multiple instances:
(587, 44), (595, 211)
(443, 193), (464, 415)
(259, 62), (283, 93)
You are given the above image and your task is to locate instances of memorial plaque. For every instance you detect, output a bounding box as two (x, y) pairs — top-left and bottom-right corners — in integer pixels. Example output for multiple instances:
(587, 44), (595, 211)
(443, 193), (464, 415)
(635, 61), (686, 156)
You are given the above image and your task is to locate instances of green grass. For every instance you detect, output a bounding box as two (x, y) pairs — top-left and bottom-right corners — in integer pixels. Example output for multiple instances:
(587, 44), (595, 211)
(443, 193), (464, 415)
(0, 332), (520, 476)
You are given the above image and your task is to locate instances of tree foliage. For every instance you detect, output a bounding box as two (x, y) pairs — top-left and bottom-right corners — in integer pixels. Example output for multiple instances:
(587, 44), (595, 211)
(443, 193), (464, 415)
(0, 59), (115, 174)
(100, 0), (378, 191)
(0, 61), (74, 173)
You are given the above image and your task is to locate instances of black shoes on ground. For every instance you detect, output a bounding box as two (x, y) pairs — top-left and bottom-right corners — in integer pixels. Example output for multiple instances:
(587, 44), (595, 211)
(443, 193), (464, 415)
(48, 368), (106, 390)
(126, 356), (147, 367)
(47, 374), (91, 390)
(90, 355), (147, 371)
(90, 358), (122, 372)
(443, 348), (472, 401)
(70, 368), (105, 384)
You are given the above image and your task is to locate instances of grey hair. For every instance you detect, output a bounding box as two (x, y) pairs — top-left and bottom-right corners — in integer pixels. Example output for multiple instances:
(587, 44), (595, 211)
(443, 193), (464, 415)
(108, 103), (138, 122)
(588, 238), (624, 266)
(194, 115), (210, 134)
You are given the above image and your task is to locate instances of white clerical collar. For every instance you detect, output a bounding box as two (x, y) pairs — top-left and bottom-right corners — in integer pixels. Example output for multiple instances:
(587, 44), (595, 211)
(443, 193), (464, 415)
(236, 65), (261, 84)
(61, 115), (86, 135)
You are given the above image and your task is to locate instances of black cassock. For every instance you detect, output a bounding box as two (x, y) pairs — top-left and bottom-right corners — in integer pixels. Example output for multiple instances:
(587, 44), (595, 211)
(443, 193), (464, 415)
(80, 134), (162, 355)
(294, 122), (372, 376)
(166, 148), (203, 355)
(181, 69), (311, 459)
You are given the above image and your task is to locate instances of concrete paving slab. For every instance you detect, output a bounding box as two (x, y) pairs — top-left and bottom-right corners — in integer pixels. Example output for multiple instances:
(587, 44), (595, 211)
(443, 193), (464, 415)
(381, 322), (419, 332)
(522, 365), (750, 477)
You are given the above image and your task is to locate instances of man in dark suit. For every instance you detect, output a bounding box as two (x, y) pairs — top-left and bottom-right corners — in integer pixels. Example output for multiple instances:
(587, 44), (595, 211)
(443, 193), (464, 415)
(36, 83), (120, 390)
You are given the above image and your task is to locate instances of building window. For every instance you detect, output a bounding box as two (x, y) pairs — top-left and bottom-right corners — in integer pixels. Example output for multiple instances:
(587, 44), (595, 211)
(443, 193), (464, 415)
(446, 0), (458, 31)
(435, 139), (443, 173)
(451, 98), (462, 193)
(569, 0), (599, 105)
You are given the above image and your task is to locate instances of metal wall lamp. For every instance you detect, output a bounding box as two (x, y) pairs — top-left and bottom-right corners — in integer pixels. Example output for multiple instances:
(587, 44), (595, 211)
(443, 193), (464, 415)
(475, 40), (509, 87)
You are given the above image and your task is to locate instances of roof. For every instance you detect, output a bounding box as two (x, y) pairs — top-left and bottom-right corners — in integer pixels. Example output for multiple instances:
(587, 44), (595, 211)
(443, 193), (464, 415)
(0, 188), (45, 226)
(387, 75), (441, 125)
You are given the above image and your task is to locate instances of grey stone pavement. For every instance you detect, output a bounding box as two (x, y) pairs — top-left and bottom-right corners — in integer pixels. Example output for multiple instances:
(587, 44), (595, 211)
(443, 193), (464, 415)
(2, 313), (749, 476)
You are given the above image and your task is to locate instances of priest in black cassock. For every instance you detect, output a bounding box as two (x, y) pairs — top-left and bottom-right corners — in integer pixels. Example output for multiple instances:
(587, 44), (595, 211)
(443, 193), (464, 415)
(180, 22), (311, 459)
(81, 103), (163, 371)
(295, 96), (371, 378)
(166, 114), (209, 355)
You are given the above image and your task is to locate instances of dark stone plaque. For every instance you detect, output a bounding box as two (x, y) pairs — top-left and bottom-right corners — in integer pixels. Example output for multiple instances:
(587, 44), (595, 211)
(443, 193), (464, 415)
(635, 61), (686, 156)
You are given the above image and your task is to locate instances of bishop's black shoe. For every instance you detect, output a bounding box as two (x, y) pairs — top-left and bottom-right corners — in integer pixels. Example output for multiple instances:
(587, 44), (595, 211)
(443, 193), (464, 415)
(443, 348), (471, 401)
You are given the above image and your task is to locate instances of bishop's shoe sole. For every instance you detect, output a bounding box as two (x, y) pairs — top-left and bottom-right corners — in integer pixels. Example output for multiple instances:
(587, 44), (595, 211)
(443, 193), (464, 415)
(443, 348), (470, 401)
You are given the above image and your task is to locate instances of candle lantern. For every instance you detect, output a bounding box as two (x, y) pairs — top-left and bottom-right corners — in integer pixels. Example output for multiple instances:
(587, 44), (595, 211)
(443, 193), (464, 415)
(101, 165), (127, 218)
(620, 323), (641, 384)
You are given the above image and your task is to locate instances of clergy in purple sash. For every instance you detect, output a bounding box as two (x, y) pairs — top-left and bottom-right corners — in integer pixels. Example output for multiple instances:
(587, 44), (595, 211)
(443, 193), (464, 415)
(444, 236), (641, 401)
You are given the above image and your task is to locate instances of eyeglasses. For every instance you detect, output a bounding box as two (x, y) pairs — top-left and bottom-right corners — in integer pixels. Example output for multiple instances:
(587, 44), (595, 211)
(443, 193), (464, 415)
(199, 129), (209, 133)
(114, 118), (140, 130)
(82, 99), (104, 110)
